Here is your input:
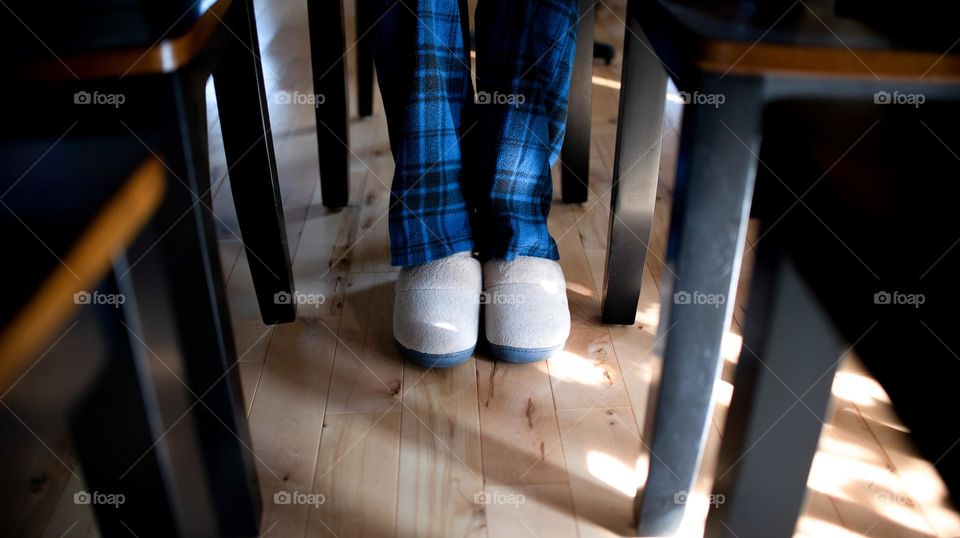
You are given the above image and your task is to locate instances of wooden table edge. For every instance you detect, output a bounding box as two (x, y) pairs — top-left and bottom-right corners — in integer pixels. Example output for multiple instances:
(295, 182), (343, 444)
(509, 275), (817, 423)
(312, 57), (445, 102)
(20, 0), (232, 81)
(697, 40), (960, 82)
(0, 157), (166, 391)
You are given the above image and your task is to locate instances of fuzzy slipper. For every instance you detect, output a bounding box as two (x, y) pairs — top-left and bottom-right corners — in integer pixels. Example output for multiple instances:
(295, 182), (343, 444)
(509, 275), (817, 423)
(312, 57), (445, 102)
(394, 254), (481, 367)
(483, 256), (570, 362)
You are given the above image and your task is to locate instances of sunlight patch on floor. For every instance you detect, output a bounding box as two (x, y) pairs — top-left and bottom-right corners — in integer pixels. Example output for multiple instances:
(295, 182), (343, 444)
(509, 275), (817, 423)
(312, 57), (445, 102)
(795, 516), (865, 537)
(565, 280), (595, 298)
(549, 350), (614, 386)
(831, 371), (891, 408)
(591, 75), (621, 90)
(635, 301), (660, 329)
(586, 450), (644, 497)
(714, 379), (734, 408)
(721, 331), (742, 363)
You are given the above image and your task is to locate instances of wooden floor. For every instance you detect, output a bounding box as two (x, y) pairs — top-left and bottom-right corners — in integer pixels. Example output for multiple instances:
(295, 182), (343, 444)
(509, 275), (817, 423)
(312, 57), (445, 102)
(36, 0), (960, 536)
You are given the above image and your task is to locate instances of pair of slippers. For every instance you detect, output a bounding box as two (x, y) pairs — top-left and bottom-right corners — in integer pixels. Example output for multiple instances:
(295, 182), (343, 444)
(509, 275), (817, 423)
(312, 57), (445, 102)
(394, 254), (570, 367)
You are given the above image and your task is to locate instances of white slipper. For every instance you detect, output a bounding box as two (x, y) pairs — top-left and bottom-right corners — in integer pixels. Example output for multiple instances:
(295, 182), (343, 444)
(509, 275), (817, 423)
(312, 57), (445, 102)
(483, 256), (570, 362)
(394, 254), (481, 367)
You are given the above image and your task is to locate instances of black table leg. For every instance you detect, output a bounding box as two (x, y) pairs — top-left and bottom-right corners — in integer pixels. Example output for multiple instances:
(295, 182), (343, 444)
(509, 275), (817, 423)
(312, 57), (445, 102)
(307, 0), (350, 208)
(600, 13), (666, 325)
(636, 74), (762, 536)
(152, 71), (262, 537)
(706, 252), (843, 538)
(560, 0), (595, 204)
(356, 0), (375, 118)
(213, 0), (296, 325)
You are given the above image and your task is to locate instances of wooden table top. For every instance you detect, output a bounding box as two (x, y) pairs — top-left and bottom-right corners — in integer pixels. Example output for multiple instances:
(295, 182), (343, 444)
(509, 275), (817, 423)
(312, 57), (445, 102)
(645, 0), (960, 81)
(4, 0), (231, 81)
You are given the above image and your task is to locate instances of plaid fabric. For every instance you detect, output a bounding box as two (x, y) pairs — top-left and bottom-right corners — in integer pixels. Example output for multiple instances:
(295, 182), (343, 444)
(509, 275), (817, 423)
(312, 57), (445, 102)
(372, 0), (578, 266)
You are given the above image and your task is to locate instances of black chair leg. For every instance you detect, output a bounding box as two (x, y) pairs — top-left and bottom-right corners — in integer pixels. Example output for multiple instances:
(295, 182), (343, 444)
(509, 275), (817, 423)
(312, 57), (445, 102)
(706, 252), (844, 538)
(307, 0), (350, 208)
(600, 15), (666, 325)
(635, 73), (762, 536)
(213, 0), (296, 325)
(152, 70), (263, 537)
(356, 0), (375, 118)
(560, 0), (595, 204)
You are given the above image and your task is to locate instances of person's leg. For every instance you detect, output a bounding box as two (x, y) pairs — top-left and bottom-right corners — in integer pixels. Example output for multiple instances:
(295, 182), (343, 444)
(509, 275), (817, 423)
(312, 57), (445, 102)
(372, 0), (481, 366)
(472, 0), (579, 261)
(371, 0), (475, 267)
(474, 0), (579, 362)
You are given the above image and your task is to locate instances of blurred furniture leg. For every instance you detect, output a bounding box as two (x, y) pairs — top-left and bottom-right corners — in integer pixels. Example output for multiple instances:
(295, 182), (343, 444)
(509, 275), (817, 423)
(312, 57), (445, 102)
(151, 70), (262, 537)
(0, 145), (223, 535)
(588, 0), (960, 533)
(636, 74), (761, 536)
(213, 0), (296, 325)
(73, 268), (219, 537)
(356, 0), (375, 118)
(599, 13), (665, 325)
(560, 0), (596, 203)
(307, 0), (350, 207)
(706, 251), (843, 538)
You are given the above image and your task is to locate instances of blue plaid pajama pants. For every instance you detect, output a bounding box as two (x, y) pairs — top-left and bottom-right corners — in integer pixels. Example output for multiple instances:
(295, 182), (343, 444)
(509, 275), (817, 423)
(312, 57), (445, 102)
(371, 0), (580, 267)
